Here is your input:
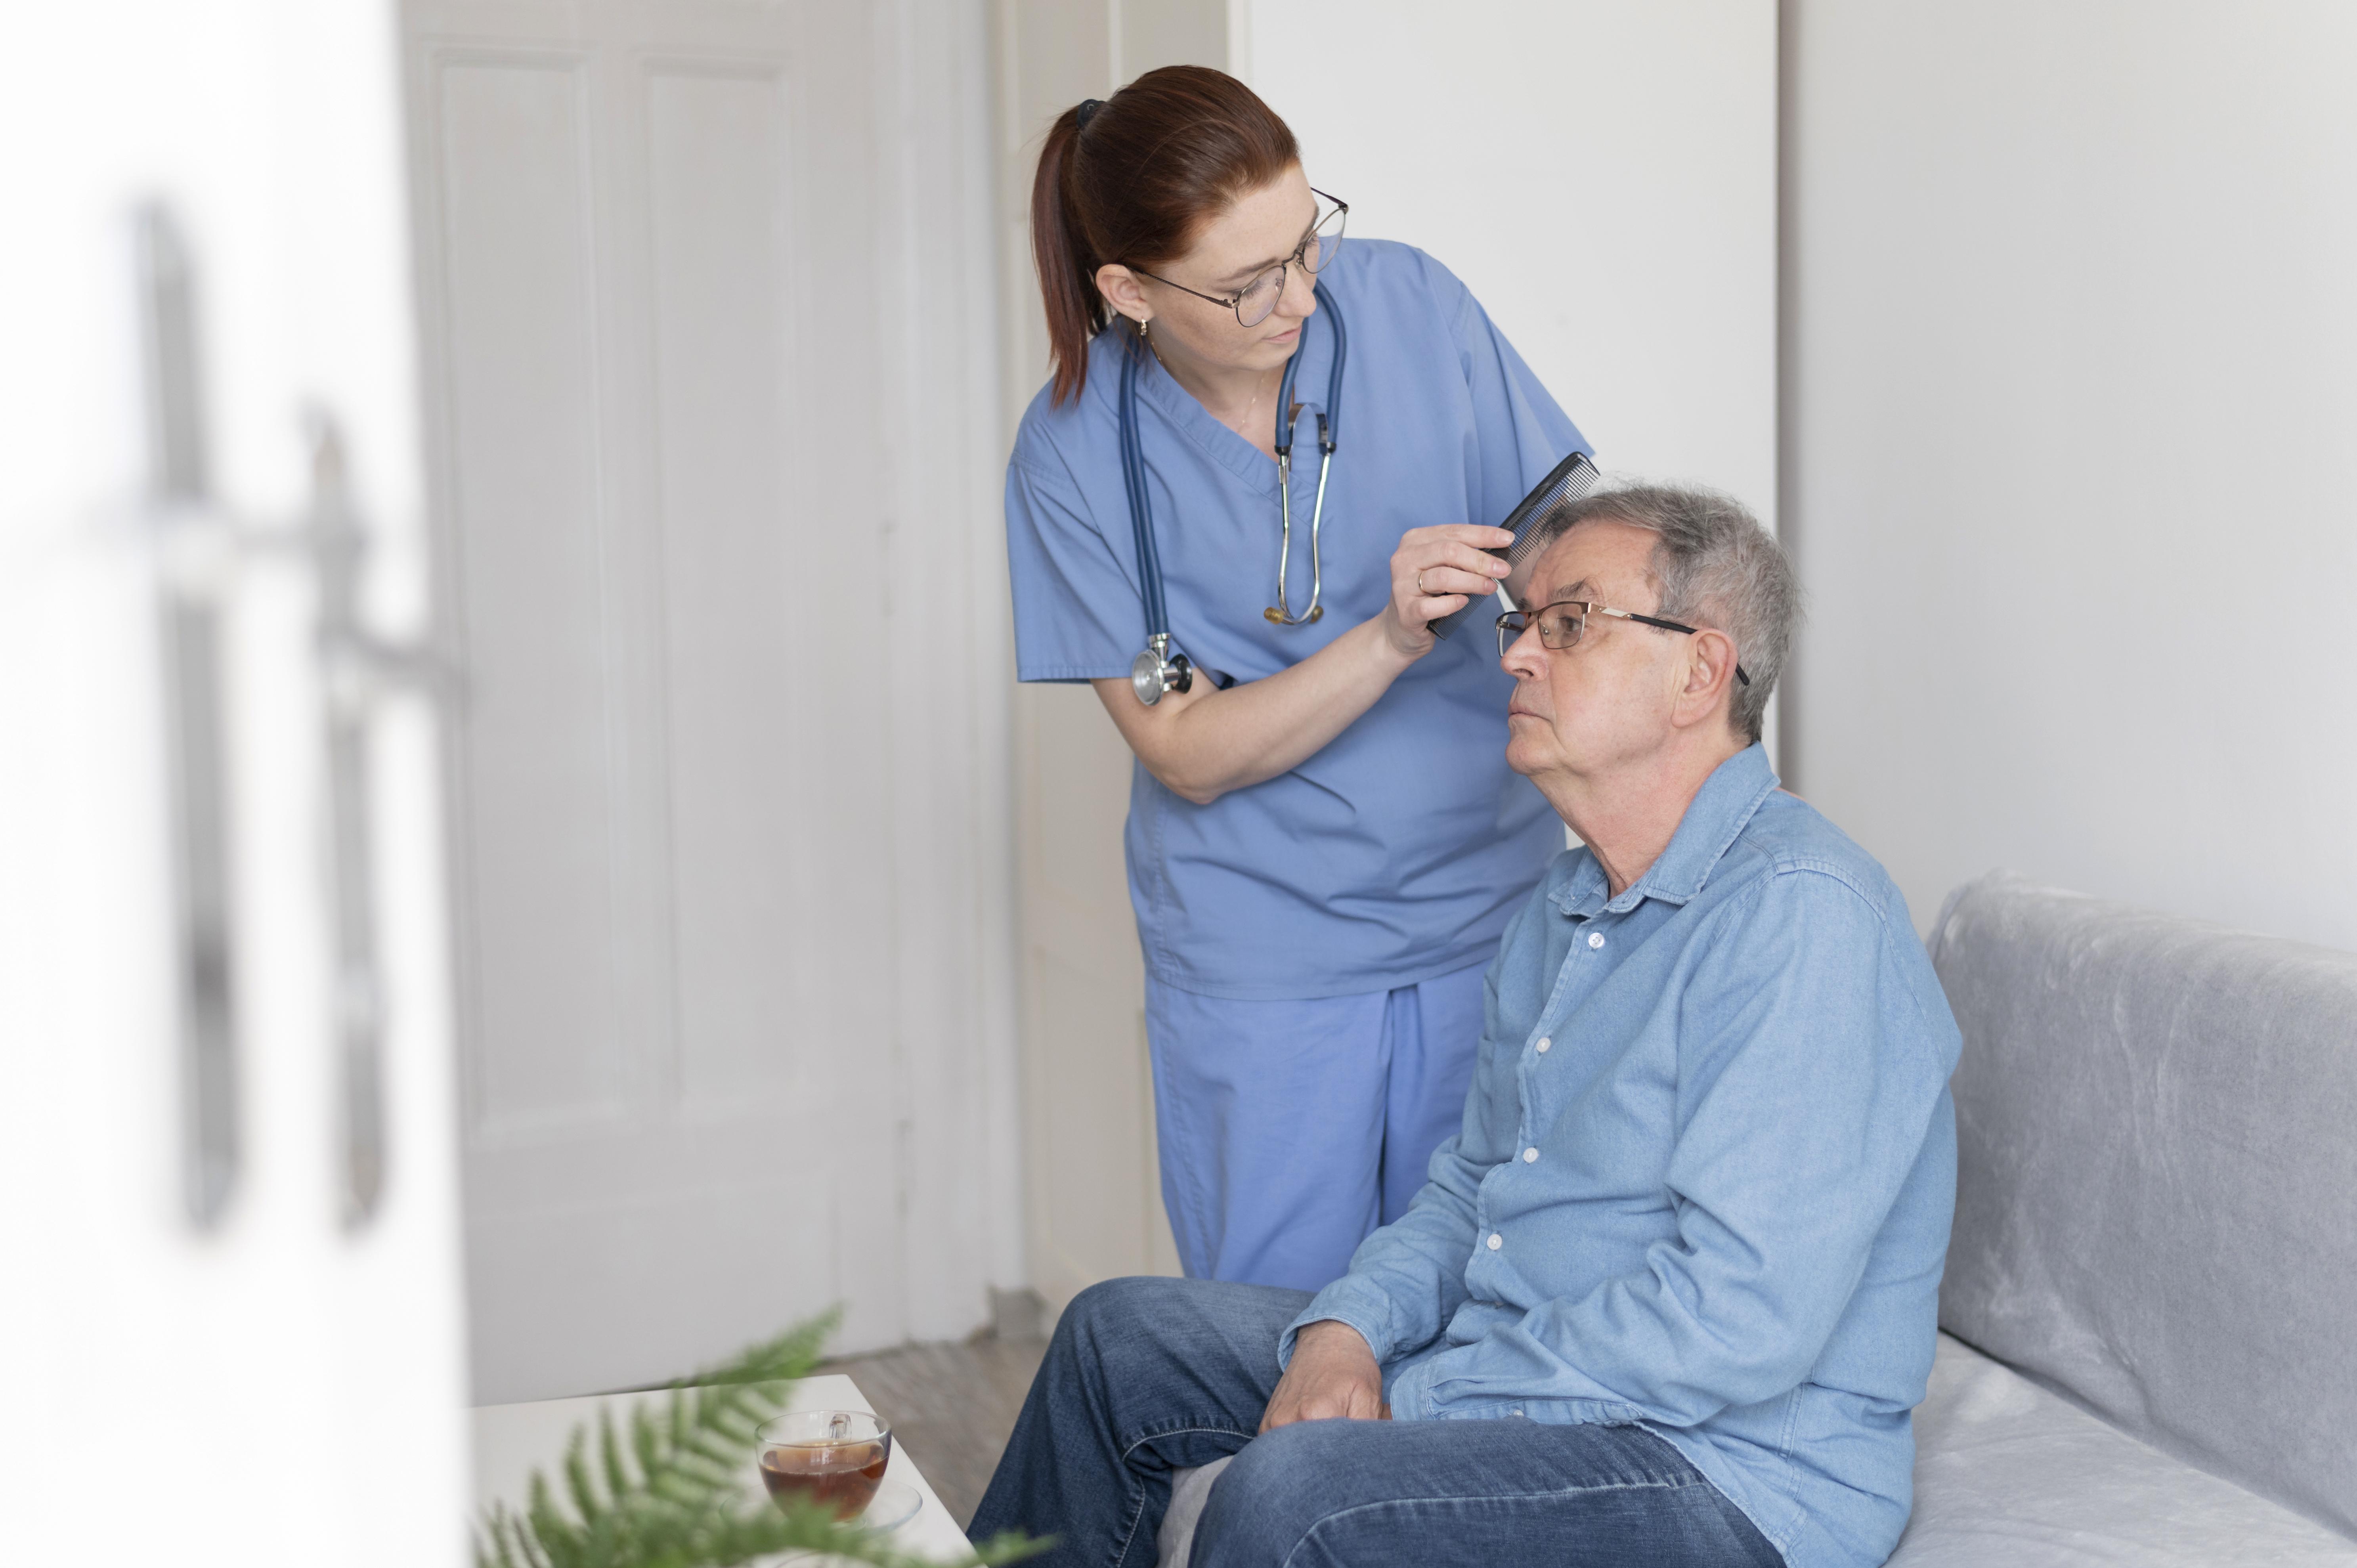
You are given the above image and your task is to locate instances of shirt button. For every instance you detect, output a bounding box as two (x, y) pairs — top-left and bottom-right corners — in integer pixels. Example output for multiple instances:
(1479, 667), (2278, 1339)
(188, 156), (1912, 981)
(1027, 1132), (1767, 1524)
(1535, 1036), (1552, 1054)
(1588, 931), (1606, 949)
(1523, 1147), (1539, 1163)
(1486, 1232), (1503, 1250)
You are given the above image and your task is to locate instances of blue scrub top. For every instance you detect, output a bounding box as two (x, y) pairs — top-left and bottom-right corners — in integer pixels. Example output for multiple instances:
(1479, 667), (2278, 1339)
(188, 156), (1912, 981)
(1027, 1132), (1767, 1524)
(1006, 240), (1588, 1000)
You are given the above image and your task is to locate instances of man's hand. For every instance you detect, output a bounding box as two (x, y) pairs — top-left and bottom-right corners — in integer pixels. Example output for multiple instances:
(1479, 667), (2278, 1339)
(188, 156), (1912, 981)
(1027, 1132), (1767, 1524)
(1260, 1320), (1388, 1433)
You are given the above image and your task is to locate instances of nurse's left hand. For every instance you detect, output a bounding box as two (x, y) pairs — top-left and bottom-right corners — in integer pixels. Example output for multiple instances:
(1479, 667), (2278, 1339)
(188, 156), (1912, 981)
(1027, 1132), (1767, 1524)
(1382, 524), (1516, 658)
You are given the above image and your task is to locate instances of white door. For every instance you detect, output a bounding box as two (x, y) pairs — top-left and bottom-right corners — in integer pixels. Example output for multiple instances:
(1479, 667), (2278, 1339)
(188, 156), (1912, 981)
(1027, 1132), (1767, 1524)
(0, 3), (468, 1563)
(402, 0), (1022, 1404)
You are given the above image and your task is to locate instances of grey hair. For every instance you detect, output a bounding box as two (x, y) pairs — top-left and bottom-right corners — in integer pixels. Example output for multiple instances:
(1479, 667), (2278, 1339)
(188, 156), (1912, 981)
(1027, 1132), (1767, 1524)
(1518, 483), (1798, 744)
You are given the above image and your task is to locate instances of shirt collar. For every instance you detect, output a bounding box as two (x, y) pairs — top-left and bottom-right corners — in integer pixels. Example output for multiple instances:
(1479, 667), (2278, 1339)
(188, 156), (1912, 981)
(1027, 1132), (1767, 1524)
(1548, 744), (1780, 917)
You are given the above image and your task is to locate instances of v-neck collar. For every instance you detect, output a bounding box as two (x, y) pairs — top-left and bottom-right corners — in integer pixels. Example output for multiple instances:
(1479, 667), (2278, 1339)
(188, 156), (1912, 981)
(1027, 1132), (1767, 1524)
(1098, 321), (1334, 499)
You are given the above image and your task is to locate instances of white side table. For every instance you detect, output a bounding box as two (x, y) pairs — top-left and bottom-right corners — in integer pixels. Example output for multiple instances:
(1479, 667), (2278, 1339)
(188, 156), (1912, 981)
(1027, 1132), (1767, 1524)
(472, 1372), (975, 1563)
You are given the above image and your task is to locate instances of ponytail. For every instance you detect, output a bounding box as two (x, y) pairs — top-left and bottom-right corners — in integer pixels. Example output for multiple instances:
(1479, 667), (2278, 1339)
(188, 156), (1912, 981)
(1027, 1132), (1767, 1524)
(1030, 105), (1103, 408)
(1028, 67), (1300, 407)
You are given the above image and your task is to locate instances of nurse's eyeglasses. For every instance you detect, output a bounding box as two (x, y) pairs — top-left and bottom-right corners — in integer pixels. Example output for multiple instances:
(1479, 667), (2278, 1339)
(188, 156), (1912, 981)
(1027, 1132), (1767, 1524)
(1131, 190), (1348, 329)
(1497, 600), (1752, 686)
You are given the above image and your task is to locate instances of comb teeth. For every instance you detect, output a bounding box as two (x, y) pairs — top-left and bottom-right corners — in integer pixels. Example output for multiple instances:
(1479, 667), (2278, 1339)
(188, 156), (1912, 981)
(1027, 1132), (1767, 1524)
(1504, 455), (1602, 571)
(1428, 451), (1603, 639)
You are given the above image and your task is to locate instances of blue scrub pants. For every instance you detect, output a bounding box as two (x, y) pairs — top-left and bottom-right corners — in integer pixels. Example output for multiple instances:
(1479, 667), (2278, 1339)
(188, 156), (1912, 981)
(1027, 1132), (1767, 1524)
(1143, 958), (1488, 1291)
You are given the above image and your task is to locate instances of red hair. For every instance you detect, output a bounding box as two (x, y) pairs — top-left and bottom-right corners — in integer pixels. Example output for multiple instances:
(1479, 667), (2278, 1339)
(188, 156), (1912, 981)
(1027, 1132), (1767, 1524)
(1029, 66), (1300, 406)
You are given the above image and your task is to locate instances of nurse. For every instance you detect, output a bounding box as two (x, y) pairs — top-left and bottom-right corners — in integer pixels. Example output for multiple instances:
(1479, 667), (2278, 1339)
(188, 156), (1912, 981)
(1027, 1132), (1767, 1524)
(1007, 66), (1589, 1291)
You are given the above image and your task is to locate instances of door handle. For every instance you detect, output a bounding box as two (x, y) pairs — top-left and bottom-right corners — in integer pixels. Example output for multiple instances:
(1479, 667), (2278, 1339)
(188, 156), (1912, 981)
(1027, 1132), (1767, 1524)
(301, 413), (455, 1232)
(137, 202), (241, 1232)
(135, 200), (453, 1235)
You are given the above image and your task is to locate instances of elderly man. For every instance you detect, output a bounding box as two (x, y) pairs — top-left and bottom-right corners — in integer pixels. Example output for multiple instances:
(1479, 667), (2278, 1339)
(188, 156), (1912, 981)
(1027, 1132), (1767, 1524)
(970, 486), (1960, 1568)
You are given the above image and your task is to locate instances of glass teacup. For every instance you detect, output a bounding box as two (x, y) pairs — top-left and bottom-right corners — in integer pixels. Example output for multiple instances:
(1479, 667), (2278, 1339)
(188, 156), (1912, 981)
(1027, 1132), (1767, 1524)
(755, 1409), (893, 1521)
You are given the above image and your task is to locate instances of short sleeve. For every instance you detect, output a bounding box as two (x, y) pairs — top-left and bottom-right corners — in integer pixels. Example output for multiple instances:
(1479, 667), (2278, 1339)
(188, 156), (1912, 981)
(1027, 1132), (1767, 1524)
(1443, 267), (1589, 530)
(1005, 453), (1140, 683)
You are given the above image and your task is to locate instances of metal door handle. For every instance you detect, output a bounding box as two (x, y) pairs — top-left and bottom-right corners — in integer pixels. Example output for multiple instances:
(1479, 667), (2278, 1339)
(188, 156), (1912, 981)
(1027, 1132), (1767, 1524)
(303, 414), (455, 1231)
(135, 202), (452, 1234)
(137, 202), (240, 1230)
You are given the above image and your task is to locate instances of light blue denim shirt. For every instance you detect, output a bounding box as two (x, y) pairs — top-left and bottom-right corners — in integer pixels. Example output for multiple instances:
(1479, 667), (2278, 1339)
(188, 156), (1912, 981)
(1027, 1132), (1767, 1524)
(1281, 744), (1961, 1568)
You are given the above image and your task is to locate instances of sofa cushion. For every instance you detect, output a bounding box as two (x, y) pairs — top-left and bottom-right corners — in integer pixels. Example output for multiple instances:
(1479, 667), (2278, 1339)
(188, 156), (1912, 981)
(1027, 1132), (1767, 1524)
(1157, 1336), (2357, 1568)
(1889, 1333), (2357, 1565)
(1929, 873), (2357, 1537)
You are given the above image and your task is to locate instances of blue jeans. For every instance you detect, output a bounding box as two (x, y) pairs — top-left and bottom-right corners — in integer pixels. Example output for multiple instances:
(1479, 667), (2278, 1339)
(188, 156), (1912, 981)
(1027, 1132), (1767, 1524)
(970, 1277), (1786, 1568)
(1145, 959), (1487, 1289)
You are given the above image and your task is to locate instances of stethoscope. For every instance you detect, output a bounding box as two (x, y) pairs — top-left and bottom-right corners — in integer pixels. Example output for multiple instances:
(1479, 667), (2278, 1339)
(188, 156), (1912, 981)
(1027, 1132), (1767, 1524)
(1125, 283), (1349, 706)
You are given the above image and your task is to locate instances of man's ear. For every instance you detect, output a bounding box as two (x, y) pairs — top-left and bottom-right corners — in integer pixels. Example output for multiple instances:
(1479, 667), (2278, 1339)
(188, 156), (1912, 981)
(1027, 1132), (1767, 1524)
(1095, 264), (1149, 327)
(1669, 627), (1740, 733)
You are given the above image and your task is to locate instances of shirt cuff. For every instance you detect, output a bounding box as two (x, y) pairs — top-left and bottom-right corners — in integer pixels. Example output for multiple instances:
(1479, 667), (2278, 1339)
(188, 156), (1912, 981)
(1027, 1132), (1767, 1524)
(1385, 1355), (1442, 1422)
(1277, 1276), (1401, 1371)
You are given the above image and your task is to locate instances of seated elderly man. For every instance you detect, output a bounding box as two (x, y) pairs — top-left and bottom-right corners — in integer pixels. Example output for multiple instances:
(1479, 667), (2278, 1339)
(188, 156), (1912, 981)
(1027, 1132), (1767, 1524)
(970, 485), (1961, 1568)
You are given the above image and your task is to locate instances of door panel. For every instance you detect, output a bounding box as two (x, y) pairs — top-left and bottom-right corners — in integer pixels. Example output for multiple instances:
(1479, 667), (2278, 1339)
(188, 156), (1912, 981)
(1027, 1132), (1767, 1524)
(644, 66), (814, 1116)
(435, 52), (631, 1136)
(408, 0), (1018, 1402)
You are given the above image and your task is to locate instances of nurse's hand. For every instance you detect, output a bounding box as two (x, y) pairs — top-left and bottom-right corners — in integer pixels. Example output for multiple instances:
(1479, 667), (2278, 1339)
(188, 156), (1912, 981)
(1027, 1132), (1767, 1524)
(1260, 1319), (1389, 1432)
(1383, 524), (1517, 658)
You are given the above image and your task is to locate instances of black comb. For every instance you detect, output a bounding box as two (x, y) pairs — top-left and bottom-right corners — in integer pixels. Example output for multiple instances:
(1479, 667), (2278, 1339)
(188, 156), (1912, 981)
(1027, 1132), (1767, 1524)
(1431, 450), (1602, 640)
(1423, 445), (1593, 636)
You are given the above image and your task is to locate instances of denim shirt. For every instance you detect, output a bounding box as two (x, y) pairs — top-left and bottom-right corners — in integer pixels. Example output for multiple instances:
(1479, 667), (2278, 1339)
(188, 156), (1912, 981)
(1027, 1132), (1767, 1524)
(1282, 745), (1961, 1568)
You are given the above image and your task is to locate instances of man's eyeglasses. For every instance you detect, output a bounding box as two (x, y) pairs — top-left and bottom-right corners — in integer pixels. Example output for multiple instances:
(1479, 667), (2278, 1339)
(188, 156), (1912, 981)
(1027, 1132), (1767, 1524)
(1132, 190), (1348, 328)
(1497, 600), (1751, 686)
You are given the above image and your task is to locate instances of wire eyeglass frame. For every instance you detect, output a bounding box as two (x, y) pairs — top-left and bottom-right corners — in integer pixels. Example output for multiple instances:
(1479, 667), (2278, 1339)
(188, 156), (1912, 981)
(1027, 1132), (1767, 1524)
(1131, 190), (1348, 328)
(1497, 600), (1752, 686)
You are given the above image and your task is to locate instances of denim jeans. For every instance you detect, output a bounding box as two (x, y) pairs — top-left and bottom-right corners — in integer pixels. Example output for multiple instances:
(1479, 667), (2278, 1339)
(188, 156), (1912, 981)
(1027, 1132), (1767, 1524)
(969, 1277), (1786, 1568)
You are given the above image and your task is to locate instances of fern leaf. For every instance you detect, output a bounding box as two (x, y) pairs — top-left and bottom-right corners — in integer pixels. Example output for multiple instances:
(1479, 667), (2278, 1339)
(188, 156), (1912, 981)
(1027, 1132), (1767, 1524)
(629, 1403), (663, 1481)
(477, 1311), (1040, 1568)
(595, 1410), (632, 1506)
(561, 1428), (605, 1525)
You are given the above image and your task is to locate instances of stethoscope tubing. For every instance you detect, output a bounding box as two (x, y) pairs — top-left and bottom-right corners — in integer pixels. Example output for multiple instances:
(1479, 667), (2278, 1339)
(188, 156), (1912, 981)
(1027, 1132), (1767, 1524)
(1124, 284), (1347, 649)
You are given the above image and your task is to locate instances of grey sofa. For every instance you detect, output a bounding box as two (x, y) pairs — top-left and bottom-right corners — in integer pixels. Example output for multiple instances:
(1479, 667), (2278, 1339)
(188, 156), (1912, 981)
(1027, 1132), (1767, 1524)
(1159, 873), (2357, 1565)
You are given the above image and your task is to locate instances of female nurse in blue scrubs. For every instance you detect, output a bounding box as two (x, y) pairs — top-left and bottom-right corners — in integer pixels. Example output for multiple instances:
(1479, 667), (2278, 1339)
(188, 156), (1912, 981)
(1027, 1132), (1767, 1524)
(1007, 67), (1589, 1292)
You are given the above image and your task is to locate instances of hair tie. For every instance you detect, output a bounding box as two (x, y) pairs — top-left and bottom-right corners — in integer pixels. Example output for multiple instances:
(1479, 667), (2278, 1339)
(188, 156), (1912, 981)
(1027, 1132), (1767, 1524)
(1075, 98), (1104, 132)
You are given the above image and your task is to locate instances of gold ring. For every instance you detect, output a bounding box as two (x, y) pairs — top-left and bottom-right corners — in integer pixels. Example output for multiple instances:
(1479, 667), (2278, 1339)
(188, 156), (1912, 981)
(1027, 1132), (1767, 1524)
(1415, 569), (1428, 595)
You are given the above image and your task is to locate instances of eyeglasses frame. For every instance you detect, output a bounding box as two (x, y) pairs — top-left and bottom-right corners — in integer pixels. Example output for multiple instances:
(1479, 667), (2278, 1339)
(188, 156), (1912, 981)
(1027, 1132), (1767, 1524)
(1497, 599), (1751, 686)
(1128, 189), (1349, 328)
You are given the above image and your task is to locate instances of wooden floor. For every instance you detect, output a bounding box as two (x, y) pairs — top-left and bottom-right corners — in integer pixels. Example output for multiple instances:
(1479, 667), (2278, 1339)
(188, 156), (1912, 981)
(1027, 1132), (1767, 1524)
(821, 1330), (1049, 1530)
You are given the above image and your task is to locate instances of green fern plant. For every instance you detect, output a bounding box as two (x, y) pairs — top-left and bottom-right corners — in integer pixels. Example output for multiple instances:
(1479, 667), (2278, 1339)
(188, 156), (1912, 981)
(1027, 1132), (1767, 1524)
(476, 1312), (1042, 1568)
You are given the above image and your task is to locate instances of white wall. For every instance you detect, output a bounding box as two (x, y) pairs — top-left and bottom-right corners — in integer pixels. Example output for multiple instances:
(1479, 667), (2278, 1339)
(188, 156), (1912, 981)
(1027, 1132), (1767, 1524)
(1784, 2), (2357, 949)
(1248, 0), (1780, 527)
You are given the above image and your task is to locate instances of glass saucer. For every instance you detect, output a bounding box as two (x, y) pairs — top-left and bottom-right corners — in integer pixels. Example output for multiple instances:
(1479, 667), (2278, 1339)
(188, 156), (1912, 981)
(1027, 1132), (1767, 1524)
(859, 1478), (921, 1532)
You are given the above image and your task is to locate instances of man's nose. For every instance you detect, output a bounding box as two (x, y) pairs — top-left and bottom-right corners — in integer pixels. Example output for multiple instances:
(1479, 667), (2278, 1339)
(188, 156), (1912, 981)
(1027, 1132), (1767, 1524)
(1499, 623), (1546, 679)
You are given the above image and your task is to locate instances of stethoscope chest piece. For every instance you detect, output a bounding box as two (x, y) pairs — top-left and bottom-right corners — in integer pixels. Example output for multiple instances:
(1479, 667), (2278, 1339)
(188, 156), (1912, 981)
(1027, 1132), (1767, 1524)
(1132, 633), (1194, 707)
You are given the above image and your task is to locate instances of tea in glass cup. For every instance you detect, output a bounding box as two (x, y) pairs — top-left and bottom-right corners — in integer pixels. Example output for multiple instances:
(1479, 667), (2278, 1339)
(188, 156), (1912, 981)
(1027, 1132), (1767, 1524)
(755, 1410), (893, 1521)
